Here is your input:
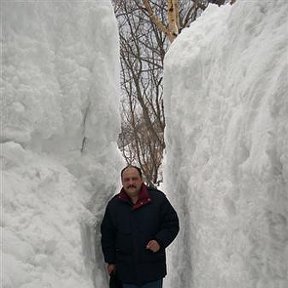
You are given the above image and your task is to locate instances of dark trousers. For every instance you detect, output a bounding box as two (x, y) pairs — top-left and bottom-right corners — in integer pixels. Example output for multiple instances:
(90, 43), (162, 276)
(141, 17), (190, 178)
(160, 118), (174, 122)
(122, 278), (163, 288)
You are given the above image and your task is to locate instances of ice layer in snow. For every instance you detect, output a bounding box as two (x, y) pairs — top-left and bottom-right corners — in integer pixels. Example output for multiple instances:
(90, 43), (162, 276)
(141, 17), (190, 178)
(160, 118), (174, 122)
(164, 1), (288, 288)
(1, 1), (123, 287)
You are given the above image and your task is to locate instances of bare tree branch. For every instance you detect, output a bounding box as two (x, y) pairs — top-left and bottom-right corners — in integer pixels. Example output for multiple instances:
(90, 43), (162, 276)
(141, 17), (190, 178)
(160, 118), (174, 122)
(113, 0), (212, 185)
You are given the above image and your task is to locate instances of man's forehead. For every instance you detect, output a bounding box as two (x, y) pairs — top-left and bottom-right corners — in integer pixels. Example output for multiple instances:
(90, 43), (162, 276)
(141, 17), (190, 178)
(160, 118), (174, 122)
(122, 167), (140, 176)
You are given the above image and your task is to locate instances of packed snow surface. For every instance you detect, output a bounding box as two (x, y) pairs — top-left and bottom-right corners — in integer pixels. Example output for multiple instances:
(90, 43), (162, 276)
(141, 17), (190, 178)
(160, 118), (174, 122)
(2, 1), (123, 287)
(2, 0), (288, 287)
(164, 1), (288, 288)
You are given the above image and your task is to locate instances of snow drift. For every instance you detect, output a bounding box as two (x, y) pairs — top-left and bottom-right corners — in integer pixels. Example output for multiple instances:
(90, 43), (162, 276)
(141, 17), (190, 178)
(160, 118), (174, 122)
(164, 1), (288, 288)
(1, 1), (123, 287)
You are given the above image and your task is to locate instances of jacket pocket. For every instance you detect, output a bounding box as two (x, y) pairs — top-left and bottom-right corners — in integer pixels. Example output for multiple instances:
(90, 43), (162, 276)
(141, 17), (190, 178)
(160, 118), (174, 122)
(142, 248), (165, 263)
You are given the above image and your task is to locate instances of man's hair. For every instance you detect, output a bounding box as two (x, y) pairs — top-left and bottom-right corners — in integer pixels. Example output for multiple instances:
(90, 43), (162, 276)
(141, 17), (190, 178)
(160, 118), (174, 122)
(121, 165), (142, 179)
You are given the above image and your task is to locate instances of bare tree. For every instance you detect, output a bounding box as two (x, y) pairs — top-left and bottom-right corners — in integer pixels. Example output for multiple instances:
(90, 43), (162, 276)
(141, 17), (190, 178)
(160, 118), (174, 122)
(140, 0), (209, 43)
(113, 0), (227, 185)
(114, 0), (166, 185)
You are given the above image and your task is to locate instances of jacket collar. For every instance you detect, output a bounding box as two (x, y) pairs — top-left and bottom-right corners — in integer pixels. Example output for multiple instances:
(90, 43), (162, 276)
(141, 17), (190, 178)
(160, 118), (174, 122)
(117, 184), (152, 210)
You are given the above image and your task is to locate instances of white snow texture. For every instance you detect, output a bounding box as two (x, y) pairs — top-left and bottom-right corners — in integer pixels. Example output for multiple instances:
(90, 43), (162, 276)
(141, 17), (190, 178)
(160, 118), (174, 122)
(164, 1), (288, 288)
(2, 1), (123, 288)
(2, 0), (288, 288)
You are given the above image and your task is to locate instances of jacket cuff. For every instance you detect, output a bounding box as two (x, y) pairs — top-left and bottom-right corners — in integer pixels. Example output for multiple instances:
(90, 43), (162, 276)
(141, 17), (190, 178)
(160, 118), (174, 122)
(154, 237), (165, 249)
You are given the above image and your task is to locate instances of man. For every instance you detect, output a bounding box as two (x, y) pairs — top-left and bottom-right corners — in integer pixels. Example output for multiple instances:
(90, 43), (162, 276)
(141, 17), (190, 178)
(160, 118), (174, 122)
(101, 166), (179, 288)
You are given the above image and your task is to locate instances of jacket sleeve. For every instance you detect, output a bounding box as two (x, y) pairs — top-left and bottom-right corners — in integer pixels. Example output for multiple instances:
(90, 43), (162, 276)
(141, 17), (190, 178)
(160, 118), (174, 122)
(100, 203), (116, 264)
(155, 195), (179, 249)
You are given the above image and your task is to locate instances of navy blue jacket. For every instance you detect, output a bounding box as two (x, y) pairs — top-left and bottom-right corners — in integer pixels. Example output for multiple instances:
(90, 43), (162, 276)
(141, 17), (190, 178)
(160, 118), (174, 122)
(101, 185), (179, 285)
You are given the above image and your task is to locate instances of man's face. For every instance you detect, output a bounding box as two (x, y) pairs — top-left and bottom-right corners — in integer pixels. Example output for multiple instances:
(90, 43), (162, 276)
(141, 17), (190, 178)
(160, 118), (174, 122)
(121, 167), (143, 197)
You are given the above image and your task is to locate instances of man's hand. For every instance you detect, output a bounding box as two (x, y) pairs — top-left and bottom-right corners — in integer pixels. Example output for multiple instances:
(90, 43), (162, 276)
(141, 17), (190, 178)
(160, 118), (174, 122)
(107, 264), (116, 275)
(146, 240), (160, 252)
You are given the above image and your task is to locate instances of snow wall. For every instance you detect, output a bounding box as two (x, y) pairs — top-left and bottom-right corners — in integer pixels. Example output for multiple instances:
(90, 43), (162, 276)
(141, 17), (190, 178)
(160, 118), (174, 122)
(1, 1), (123, 287)
(164, 1), (288, 288)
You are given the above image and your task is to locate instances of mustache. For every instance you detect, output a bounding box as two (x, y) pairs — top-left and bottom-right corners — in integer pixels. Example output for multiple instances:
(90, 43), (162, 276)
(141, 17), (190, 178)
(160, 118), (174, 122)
(127, 185), (136, 189)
